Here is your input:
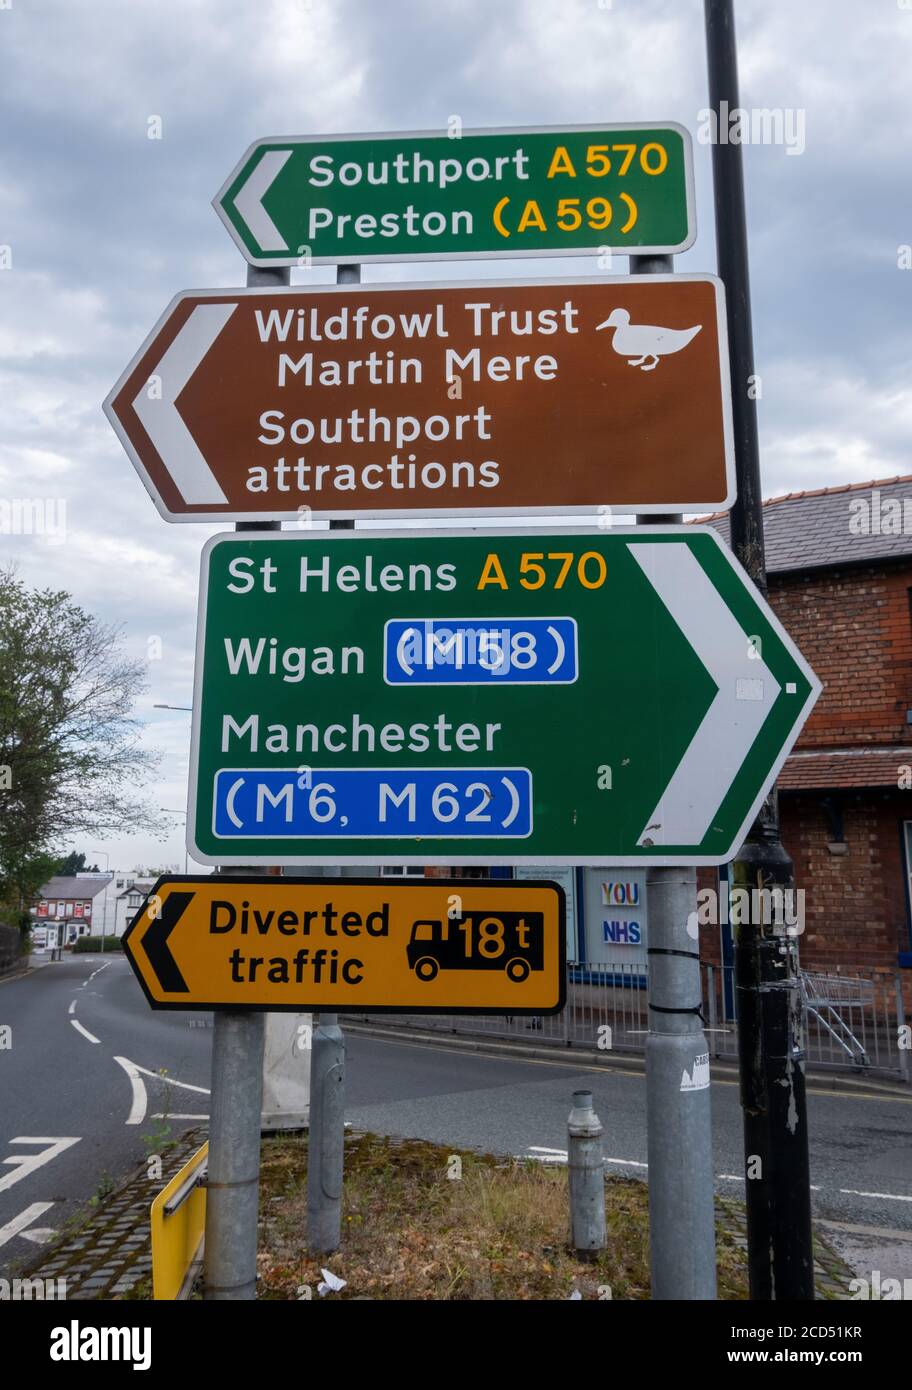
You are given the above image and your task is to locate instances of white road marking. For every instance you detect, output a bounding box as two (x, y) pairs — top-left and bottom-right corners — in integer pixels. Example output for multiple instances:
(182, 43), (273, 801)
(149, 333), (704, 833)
(129, 1061), (210, 1095)
(818, 1219), (912, 1239)
(84, 961), (112, 986)
(0, 1202), (55, 1249)
(20, 1223), (58, 1245)
(70, 1019), (100, 1044)
(0, 1138), (80, 1195)
(68, 1000), (76, 1014)
(719, 1173), (821, 1190)
(524, 1148), (648, 1170)
(528, 1145), (911, 1203)
(839, 1188), (912, 1203)
(152, 1113), (209, 1120)
(113, 1057), (148, 1126)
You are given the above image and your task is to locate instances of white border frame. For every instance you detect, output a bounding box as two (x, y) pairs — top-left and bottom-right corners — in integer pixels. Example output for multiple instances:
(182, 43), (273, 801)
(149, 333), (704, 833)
(212, 122), (697, 266)
(186, 526), (822, 868)
(103, 272), (735, 522)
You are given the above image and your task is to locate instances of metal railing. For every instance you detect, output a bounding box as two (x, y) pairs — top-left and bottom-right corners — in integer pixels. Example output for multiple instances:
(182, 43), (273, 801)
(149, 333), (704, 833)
(348, 960), (910, 1083)
(703, 962), (909, 1081)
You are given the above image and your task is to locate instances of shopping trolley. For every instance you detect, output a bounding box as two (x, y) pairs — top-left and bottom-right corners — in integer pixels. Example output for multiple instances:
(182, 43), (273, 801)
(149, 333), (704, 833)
(799, 970), (873, 1066)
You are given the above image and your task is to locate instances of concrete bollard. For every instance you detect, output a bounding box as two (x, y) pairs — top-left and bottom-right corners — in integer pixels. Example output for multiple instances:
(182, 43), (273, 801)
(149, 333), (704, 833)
(568, 1089), (606, 1260)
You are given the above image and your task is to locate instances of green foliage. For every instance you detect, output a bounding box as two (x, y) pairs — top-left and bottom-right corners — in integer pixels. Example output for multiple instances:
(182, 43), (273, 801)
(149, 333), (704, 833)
(0, 850), (59, 917)
(55, 851), (100, 876)
(72, 934), (122, 953)
(0, 566), (163, 906)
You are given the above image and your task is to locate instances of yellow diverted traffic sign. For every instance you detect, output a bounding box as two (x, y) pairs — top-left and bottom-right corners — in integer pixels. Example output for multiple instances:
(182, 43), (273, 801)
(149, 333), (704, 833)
(124, 875), (565, 1014)
(150, 1142), (208, 1301)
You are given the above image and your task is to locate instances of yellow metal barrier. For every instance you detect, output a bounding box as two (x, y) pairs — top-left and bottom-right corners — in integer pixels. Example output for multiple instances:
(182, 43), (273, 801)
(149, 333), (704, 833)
(151, 1141), (208, 1300)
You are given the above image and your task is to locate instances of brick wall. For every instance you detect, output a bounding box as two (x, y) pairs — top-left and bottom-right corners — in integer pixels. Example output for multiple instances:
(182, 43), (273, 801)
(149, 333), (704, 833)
(766, 560), (912, 979)
(768, 561), (912, 747)
(779, 792), (910, 967)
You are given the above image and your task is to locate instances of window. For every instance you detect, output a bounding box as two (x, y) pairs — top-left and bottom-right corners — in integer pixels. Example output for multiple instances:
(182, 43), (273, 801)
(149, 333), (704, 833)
(380, 866), (425, 877)
(903, 824), (912, 962)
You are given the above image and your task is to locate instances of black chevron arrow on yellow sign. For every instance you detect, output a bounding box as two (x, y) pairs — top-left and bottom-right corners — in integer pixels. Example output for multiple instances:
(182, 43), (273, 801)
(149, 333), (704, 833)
(138, 890), (193, 994)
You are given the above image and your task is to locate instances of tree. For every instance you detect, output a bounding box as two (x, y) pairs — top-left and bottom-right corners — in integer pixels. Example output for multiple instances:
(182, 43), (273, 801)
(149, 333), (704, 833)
(55, 851), (101, 876)
(0, 567), (162, 906)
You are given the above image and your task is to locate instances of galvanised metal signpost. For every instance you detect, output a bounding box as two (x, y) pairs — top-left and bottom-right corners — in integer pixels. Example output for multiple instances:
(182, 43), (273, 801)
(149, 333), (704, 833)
(186, 528), (819, 868)
(214, 124), (696, 267)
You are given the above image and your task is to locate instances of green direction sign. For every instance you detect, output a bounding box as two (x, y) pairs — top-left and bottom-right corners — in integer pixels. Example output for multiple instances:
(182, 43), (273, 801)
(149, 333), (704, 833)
(214, 124), (695, 267)
(188, 529), (819, 868)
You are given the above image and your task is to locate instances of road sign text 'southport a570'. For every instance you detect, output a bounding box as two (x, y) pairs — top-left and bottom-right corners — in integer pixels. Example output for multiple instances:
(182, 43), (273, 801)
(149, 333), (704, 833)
(214, 124), (696, 266)
(185, 527), (821, 868)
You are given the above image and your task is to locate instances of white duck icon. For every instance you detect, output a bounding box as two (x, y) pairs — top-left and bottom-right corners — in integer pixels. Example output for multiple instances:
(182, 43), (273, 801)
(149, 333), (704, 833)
(596, 308), (702, 371)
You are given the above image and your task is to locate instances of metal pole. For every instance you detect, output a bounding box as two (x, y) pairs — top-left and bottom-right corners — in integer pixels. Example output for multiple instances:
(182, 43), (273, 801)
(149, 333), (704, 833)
(644, 866), (717, 1299)
(307, 1009), (345, 1252)
(704, 0), (814, 1300)
(306, 261), (359, 1253)
(203, 260), (289, 1300)
(90, 850), (110, 955)
(896, 975), (909, 1086)
(567, 1089), (606, 1259)
(630, 252), (717, 1299)
(203, 1004), (265, 1299)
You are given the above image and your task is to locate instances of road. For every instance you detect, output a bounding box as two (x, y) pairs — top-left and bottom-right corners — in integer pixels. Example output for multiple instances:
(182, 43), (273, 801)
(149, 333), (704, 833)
(0, 953), (210, 1274)
(2, 954), (911, 1281)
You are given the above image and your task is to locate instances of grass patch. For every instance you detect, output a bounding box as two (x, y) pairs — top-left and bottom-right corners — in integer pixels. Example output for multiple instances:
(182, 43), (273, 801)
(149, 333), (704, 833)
(256, 1132), (751, 1300)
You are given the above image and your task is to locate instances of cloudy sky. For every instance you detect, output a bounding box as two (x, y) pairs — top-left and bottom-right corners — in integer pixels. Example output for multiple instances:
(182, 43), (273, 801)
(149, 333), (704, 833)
(1, 0), (909, 872)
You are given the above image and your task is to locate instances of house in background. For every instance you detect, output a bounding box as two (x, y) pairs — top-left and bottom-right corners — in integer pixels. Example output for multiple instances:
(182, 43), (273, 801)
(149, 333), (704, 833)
(112, 879), (156, 937)
(703, 475), (912, 974)
(31, 874), (113, 948)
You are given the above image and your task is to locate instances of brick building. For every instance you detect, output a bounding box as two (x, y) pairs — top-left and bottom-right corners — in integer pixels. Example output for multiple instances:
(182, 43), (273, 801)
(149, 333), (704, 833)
(706, 475), (912, 973)
(396, 476), (912, 979)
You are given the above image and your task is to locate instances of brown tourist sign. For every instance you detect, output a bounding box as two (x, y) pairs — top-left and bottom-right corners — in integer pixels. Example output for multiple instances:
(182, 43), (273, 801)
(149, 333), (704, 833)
(104, 274), (734, 521)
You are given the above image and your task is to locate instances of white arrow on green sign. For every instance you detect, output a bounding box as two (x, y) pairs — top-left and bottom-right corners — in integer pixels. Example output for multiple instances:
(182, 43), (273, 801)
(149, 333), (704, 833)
(187, 528), (820, 868)
(214, 124), (695, 266)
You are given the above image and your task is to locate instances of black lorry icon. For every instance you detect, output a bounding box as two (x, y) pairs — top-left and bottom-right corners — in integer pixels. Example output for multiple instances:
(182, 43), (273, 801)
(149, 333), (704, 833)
(406, 910), (544, 983)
